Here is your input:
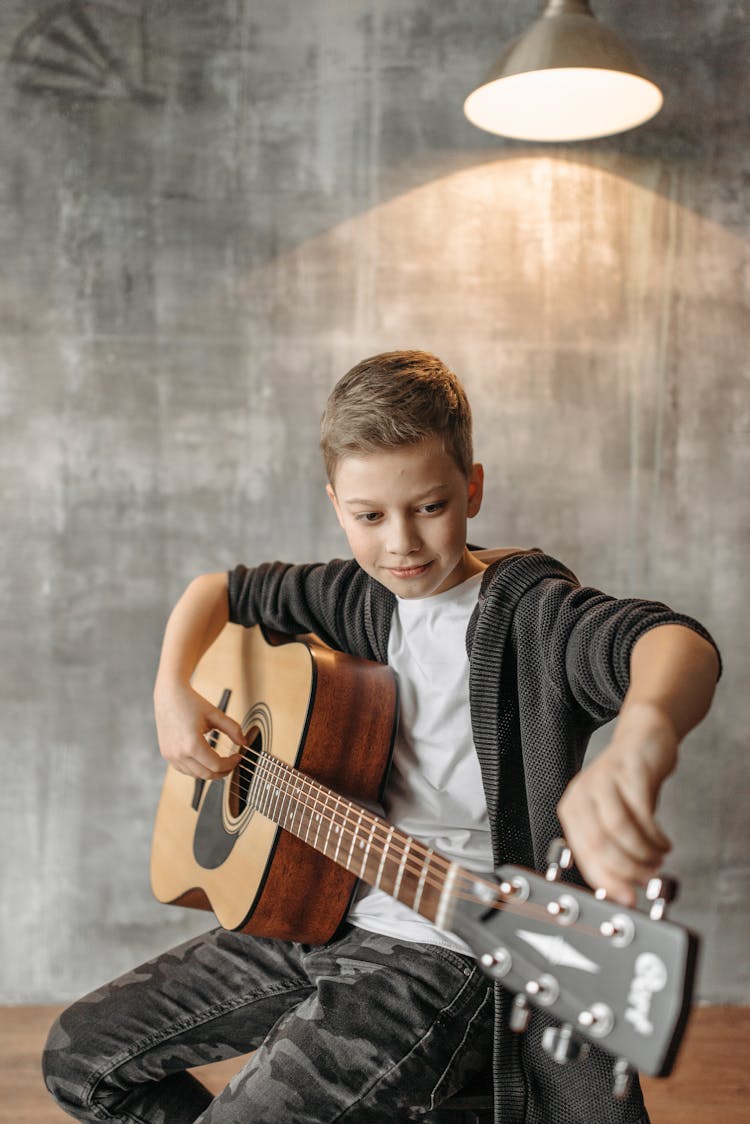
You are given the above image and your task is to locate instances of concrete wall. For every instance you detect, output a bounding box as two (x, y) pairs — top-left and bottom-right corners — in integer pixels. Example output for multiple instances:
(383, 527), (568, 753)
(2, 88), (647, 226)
(1, 0), (747, 1003)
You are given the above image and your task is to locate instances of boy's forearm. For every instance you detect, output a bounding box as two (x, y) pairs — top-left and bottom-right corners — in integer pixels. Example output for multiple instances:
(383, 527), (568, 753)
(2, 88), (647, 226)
(616, 624), (720, 747)
(154, 572), (230, 692)
(558, 624), (719, 903)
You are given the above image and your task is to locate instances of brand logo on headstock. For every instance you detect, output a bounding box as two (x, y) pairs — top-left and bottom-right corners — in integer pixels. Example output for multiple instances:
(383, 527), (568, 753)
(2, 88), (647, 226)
(625, 953), (668, 1036)
(517, 929), (600, 973)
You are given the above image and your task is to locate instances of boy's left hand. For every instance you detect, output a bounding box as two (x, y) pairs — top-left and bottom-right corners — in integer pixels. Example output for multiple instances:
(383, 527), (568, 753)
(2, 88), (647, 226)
(557, 703), (679, 906)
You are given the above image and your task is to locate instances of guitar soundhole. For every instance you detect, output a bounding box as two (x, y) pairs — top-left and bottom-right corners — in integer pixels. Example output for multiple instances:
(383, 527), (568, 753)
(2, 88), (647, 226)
(229, 725), (262, 819)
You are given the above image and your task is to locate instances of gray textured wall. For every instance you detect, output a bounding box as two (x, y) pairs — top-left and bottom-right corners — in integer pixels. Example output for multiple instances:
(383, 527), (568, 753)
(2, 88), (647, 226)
(1, 0), (747, 1003)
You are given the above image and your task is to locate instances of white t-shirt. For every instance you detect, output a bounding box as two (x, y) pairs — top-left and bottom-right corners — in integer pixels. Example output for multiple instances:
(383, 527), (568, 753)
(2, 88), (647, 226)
(347, 571), (493, 954)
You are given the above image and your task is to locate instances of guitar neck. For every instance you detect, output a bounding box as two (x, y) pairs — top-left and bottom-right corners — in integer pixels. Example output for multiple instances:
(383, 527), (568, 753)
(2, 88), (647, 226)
(246, 750), (459, 927)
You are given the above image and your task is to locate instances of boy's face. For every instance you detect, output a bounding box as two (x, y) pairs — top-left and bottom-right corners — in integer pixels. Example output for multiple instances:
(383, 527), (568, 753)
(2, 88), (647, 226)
(326, 437), (485, 599)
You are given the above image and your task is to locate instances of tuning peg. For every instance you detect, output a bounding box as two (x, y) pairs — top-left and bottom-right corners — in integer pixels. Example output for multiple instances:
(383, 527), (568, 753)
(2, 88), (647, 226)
(576, 1002), (615, 1039)
(509, 993), (531, 1033)
(479, 945), (512, 980)
(599, 911), (635, 948)
(541, 1023), (590, 1065)
(546, 892), (579, 925)
(545, 838), (574, 882)
(646, 875), (679, 920)
(612, 1057), (633, 1099)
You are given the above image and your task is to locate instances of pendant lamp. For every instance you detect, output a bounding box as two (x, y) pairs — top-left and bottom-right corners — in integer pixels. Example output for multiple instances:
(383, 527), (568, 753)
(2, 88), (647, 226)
(463, 0), (663, 142)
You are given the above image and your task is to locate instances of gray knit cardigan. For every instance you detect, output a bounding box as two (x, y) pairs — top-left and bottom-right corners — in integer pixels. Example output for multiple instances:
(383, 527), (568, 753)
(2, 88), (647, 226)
(227, 548), (718, 1124)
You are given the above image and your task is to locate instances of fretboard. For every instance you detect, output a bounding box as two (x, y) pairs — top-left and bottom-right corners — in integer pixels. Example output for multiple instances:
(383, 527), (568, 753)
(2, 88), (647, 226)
(247, 750), (457, 926)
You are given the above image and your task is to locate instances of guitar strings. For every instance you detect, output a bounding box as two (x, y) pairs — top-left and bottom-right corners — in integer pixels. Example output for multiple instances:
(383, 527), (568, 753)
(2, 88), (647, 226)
(226, 742), (602, 937)
(202, 741), (602, 934)
(227, 749), (456, 882)
(225, 740), (478, 884)
(224, 747), (587, 926)
(223, 743), (522, 908)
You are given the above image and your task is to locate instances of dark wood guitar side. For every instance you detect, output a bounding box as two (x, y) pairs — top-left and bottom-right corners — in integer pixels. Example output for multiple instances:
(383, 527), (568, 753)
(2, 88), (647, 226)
(150, 624), (398, 943)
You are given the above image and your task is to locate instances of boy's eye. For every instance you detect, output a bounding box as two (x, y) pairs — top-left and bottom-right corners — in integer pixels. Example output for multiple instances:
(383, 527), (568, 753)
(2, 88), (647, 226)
(354, 511), (382, 523)
(420, 501), (447, 515)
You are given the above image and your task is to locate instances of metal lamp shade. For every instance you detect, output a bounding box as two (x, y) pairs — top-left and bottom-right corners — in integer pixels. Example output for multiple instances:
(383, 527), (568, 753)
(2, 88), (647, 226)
(463, 0), (663, 142)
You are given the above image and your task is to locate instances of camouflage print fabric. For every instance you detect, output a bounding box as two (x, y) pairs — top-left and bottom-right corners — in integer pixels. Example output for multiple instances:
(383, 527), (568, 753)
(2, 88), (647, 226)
(42, 923), (494, 1123)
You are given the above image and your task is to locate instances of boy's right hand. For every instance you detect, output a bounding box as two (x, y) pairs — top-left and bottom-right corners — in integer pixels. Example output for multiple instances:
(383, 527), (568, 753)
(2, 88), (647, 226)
(154, 682), (245, 779)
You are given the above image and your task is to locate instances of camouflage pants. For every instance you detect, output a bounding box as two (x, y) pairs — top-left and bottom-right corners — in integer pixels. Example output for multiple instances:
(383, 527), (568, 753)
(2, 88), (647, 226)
(43, 923), (494, 1123)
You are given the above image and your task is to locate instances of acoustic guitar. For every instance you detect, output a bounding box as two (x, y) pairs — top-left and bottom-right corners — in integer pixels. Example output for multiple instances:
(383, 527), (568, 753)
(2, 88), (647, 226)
(150, 623), (698, 1087)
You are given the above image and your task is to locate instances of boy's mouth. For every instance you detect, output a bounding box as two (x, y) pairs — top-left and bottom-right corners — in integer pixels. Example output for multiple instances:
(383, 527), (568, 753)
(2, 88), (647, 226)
(386, 562), (433, 579)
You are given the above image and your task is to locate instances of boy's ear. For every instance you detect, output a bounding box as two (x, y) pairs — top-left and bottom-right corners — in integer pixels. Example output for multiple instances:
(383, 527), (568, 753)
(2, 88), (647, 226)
(467, 463), (484, 518)
(326, 483), (346, 530)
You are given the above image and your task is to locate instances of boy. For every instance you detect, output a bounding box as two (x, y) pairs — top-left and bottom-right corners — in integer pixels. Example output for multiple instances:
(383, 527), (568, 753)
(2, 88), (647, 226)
(44, 350), (720, 1123)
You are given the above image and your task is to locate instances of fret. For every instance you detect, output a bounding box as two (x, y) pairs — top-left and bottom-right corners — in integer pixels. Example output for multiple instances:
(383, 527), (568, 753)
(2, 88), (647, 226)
(345, 803), (362, 871)
(359, 817), (377, 878)
(248, 755), (263, 812)
(285, 773), (302, 833)
(260, 757), (279, 818)
(300, 779), (316, 841)
(322, 797), (335, 857)
(278, 764), (298, 830)
(279, 762), (294, 827)
(355, 819), (368, 871)
(302, 775), (315, 844)
(312, 788), (329, 851)
(291, 770), (306, 836)
(374, 825), (394, 890)
(259, 775), (271, 818)
(311, 811), (321, 848)
(268, 758), (285, 823)
(293, 771), (314, 836)
(435, 861), (459, 932)
(268, 758), (283, 821)
(286, 771), (299, 833)
(393, 837), (411, 901)
(328, 795), (346, 859)
(333, 801), (345, 863)
(412, 848), (434, 914)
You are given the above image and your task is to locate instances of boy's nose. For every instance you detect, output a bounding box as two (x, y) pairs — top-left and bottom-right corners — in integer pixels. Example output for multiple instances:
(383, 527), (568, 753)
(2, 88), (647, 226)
(386, 519), (421, 557)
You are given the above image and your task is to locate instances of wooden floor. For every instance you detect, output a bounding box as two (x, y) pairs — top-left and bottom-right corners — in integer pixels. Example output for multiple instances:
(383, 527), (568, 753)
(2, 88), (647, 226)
(2, 1004), (748, 1123)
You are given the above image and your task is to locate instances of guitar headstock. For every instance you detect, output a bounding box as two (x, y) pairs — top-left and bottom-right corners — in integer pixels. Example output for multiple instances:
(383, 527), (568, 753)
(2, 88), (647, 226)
(450, 844), (698, 1089)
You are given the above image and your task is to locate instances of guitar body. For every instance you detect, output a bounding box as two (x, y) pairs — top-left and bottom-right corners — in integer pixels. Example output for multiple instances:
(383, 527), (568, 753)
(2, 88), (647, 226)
(150, 624), (398, 943)
(150, 627), (700, 1079)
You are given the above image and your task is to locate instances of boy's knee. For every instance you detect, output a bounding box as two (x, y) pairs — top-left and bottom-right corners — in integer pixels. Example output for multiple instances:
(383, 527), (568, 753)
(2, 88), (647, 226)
(42, 1004), (99, 1117)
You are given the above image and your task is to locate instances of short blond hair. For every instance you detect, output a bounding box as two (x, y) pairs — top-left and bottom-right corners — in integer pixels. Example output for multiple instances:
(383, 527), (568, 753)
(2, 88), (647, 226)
(320, 350), (473, 483)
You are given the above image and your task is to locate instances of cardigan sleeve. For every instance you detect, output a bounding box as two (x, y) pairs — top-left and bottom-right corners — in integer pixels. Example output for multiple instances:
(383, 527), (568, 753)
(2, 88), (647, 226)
(513, 566), (721, 726)
(226, 558), (378, 658)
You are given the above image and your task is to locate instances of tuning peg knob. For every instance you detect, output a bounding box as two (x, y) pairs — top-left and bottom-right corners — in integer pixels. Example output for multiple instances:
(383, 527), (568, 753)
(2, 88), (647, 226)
(599, 912), (635, 948)
(509, 993), (531, 1033)
(541, 1023), (590, 1065)
(577, 1002), (615, 1039)
(646, 875), (679, 920)
(545, 838), (574, 882)
(612, 1057), (633, 1099)
(479, 946), (512, 979)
